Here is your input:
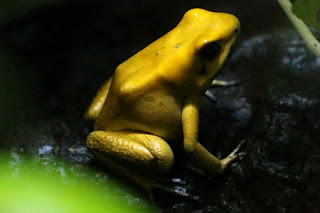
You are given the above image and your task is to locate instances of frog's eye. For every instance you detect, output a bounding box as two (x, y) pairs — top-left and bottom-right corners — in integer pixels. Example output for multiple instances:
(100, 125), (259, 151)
(199, 41), (222, 61)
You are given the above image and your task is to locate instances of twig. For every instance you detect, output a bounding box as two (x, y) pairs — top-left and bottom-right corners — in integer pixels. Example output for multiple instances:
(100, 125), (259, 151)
(277, 0), (320, 58)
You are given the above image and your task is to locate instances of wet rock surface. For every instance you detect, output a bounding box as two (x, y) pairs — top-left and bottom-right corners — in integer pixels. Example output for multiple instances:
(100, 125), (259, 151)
(198, 31), (320, 212)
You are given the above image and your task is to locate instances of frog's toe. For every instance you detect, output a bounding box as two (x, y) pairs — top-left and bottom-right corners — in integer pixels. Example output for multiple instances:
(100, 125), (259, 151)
(229, 139), (246, 157)
(211, 79), (241, 86)
(228, 151), (246, 163)
(237, 151), (246, 160)
(220, 140), (246, 170)
(204, 90), (216, 102)
(151, 182), (202, 203)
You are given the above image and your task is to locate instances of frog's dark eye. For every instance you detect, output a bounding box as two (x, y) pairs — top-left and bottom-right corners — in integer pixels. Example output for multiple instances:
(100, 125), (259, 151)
(199, 41), (222, 61)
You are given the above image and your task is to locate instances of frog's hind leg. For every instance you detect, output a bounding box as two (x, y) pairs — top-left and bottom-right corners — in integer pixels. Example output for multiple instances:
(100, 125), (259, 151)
(84, 77), (112, 120)
(93, 152), (200, 202)
(86, 130), (200, 202)
(86, 130), (174, 173)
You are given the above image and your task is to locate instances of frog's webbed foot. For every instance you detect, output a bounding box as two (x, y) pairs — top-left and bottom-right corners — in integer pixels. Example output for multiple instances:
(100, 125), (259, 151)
(220, 139), (246, 170)
(95, 153), (201, 203)
(186, 140), (246, 176)
(87, 131), (201, 202)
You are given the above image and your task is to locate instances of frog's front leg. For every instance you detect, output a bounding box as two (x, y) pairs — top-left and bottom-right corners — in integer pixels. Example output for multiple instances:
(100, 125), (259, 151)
(182, 96), (244, 175)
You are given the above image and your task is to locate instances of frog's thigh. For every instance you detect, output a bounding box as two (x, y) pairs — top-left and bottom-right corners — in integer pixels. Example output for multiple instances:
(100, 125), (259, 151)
(86, 130), (174, 173)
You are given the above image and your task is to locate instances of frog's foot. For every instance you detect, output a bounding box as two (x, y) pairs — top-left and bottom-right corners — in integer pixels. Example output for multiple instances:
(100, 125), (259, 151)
(94, 152), (201, 203)
(211, 79), (240, 87)
(220, 140), (246, 171)
(87, 130), (201, 203)
(135, 174), (202, 203)
(205, 79), (241, 102)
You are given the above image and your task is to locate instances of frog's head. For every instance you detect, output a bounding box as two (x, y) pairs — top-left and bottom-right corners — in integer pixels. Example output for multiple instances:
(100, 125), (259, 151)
(191, 9), (240, 93)
(195, 21), (239, 91)
(169, 8), (240, 94)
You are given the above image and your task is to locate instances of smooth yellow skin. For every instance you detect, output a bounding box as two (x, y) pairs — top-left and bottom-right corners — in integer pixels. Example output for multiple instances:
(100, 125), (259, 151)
(85, 8), (241, 176)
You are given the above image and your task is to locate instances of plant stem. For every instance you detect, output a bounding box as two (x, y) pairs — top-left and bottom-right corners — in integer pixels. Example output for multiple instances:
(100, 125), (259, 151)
(278, 0), (320, 58)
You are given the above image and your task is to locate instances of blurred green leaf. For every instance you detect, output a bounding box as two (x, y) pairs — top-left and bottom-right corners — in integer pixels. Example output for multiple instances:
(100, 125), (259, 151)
(292, 0), (320, 32)
(0, 153), (153, 213)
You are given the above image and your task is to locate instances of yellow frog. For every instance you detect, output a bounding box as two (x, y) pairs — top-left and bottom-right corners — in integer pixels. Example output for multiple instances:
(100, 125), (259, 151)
(85, 8), (243, 197)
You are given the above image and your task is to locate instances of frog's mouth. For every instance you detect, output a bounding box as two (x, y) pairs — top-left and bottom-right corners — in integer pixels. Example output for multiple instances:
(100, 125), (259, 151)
(227, 43), (237, 59)
(212, 45), (236, 80)
(225, 34), (239, 60)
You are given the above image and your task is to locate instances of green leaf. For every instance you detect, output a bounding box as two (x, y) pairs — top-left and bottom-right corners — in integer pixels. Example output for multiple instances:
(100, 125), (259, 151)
(0, 153), (153, 213)
(292, 0), (320, 32)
